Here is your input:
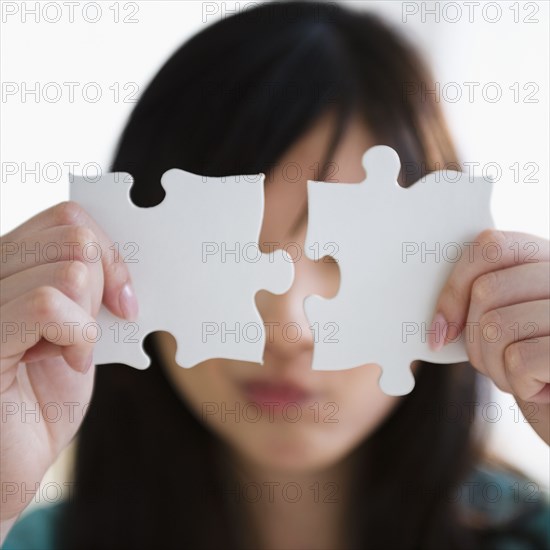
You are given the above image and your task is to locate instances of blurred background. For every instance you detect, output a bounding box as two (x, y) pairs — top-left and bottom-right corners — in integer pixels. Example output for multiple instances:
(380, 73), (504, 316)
(1, 0), (549, 509)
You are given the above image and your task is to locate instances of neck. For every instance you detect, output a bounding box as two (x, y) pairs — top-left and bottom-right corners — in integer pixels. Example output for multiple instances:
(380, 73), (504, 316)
(224, 449), (358, 550)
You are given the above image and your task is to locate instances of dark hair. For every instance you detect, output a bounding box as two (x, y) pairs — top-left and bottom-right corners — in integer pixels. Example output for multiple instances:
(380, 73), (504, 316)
(61, 2), (538, 549)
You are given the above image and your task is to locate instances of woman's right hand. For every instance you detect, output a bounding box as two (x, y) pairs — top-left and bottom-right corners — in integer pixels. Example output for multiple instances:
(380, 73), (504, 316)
(0, 201), (138, 532)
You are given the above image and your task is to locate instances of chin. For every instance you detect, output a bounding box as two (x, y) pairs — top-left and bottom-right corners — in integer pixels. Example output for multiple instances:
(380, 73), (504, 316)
(220, 420), (360, 475)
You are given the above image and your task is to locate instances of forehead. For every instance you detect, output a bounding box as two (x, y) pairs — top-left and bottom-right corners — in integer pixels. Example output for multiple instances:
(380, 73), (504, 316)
(260, 111), (373, 243)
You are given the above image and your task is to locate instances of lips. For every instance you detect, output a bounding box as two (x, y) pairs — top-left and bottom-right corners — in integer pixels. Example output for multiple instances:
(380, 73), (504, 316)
(240, 380), (315, 407)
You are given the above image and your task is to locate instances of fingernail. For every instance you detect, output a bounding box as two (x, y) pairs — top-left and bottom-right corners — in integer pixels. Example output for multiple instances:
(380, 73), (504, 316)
(119, 282), (138, 321)
(81, 353), (94, 374)
(428, 312), (448, 351)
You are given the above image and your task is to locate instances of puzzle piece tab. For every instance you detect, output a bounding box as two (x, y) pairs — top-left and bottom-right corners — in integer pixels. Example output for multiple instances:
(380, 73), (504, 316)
(304, 146), (494, 395)
(70, 170), (294, 369)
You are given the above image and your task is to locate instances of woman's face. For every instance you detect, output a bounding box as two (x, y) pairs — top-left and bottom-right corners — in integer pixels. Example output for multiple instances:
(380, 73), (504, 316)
(158, 111), (401, 474)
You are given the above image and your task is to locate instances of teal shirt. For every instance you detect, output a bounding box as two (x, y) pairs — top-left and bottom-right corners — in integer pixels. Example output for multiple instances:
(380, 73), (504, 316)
(3, 467), (549, 549)
(3, 503), (63, 550)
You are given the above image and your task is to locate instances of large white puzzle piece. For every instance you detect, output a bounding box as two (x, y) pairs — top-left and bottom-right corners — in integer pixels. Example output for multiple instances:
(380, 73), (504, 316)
(70, 170), (294, 369)
(305, 146), (494, 395)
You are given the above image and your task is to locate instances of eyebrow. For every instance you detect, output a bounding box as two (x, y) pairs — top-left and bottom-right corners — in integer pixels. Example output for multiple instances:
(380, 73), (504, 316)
(285, 106), (355, 240)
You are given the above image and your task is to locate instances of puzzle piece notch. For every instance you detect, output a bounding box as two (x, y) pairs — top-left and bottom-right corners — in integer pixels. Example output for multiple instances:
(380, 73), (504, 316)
(70, 169), (294, 370)
(304, 145), (494, 396)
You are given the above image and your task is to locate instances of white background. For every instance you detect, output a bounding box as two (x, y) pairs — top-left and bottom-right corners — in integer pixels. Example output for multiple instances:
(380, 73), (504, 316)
(1, 0), (549, 493)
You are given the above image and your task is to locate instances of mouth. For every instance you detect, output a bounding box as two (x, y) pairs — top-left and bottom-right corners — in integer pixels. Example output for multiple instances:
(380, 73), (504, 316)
(239, 379), (317, 409)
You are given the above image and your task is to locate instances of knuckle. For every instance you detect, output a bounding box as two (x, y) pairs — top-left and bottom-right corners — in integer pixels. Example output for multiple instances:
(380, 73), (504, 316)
(471, 272), (499, 304)
(64, 226), (99, 261)
(480, 309), (502, 329)
(476, 228), (507, 250)
(71, 225), (97, 248)
(443, 279), (463, 307)
(504, 343), (527, 377)
(55, 260), (88, 299)
(104, 255), (127, 284)
(54, 201), (84, 226)
(493, 377), (512, 394)
(479, 310), (504, 344)
(31, 285), (62, 318)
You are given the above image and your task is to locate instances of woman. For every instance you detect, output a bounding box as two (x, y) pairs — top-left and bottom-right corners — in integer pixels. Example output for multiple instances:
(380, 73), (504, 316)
(1, 2), (549, 549)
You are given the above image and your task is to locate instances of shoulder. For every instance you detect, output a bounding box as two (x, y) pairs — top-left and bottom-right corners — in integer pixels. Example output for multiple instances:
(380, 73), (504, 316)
(2, 502), (67, 550)
(459, 463), (550, 550)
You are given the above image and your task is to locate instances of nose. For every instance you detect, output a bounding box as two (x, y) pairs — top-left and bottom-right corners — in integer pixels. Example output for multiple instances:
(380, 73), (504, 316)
(256, 240), (340, 369)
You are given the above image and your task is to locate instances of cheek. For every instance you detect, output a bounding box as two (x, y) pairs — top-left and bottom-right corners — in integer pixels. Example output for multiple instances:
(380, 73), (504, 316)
(162, 358), (235, 419)
(323, 366), (401, 443)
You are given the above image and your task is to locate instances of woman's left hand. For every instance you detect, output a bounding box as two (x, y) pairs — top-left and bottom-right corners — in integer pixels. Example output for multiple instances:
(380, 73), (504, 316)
(430, 229), (549, 445)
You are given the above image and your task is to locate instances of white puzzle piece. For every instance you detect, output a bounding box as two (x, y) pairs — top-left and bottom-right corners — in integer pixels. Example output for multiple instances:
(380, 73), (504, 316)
(70, 170), (294, 369)
(304, 145), (494, 396)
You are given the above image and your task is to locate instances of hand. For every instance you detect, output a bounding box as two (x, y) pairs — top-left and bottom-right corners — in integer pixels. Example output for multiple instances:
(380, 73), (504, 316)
(430, 229), (549, 445)
(0, 201), (138, 533)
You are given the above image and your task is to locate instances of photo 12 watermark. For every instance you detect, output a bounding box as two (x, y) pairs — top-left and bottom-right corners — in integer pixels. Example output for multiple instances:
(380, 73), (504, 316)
(1, 2), (140, 24)
(201, 400), (339, 424)
(401, 2), (540, 24)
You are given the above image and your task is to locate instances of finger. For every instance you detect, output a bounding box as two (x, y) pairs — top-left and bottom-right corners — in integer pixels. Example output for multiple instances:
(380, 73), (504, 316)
(505, 336), (550, 404)
(464, 262), (550, 370)
(478, 300), (549, 391)
(468, 262), (550, 319)
(20, 339), (65, 363)
(1, 261), (92, 313)
(1, 286), (97, 374)
(429, 230), (549, 350)
(1, 226), (104, 315)
(1, 201), (138, 320)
